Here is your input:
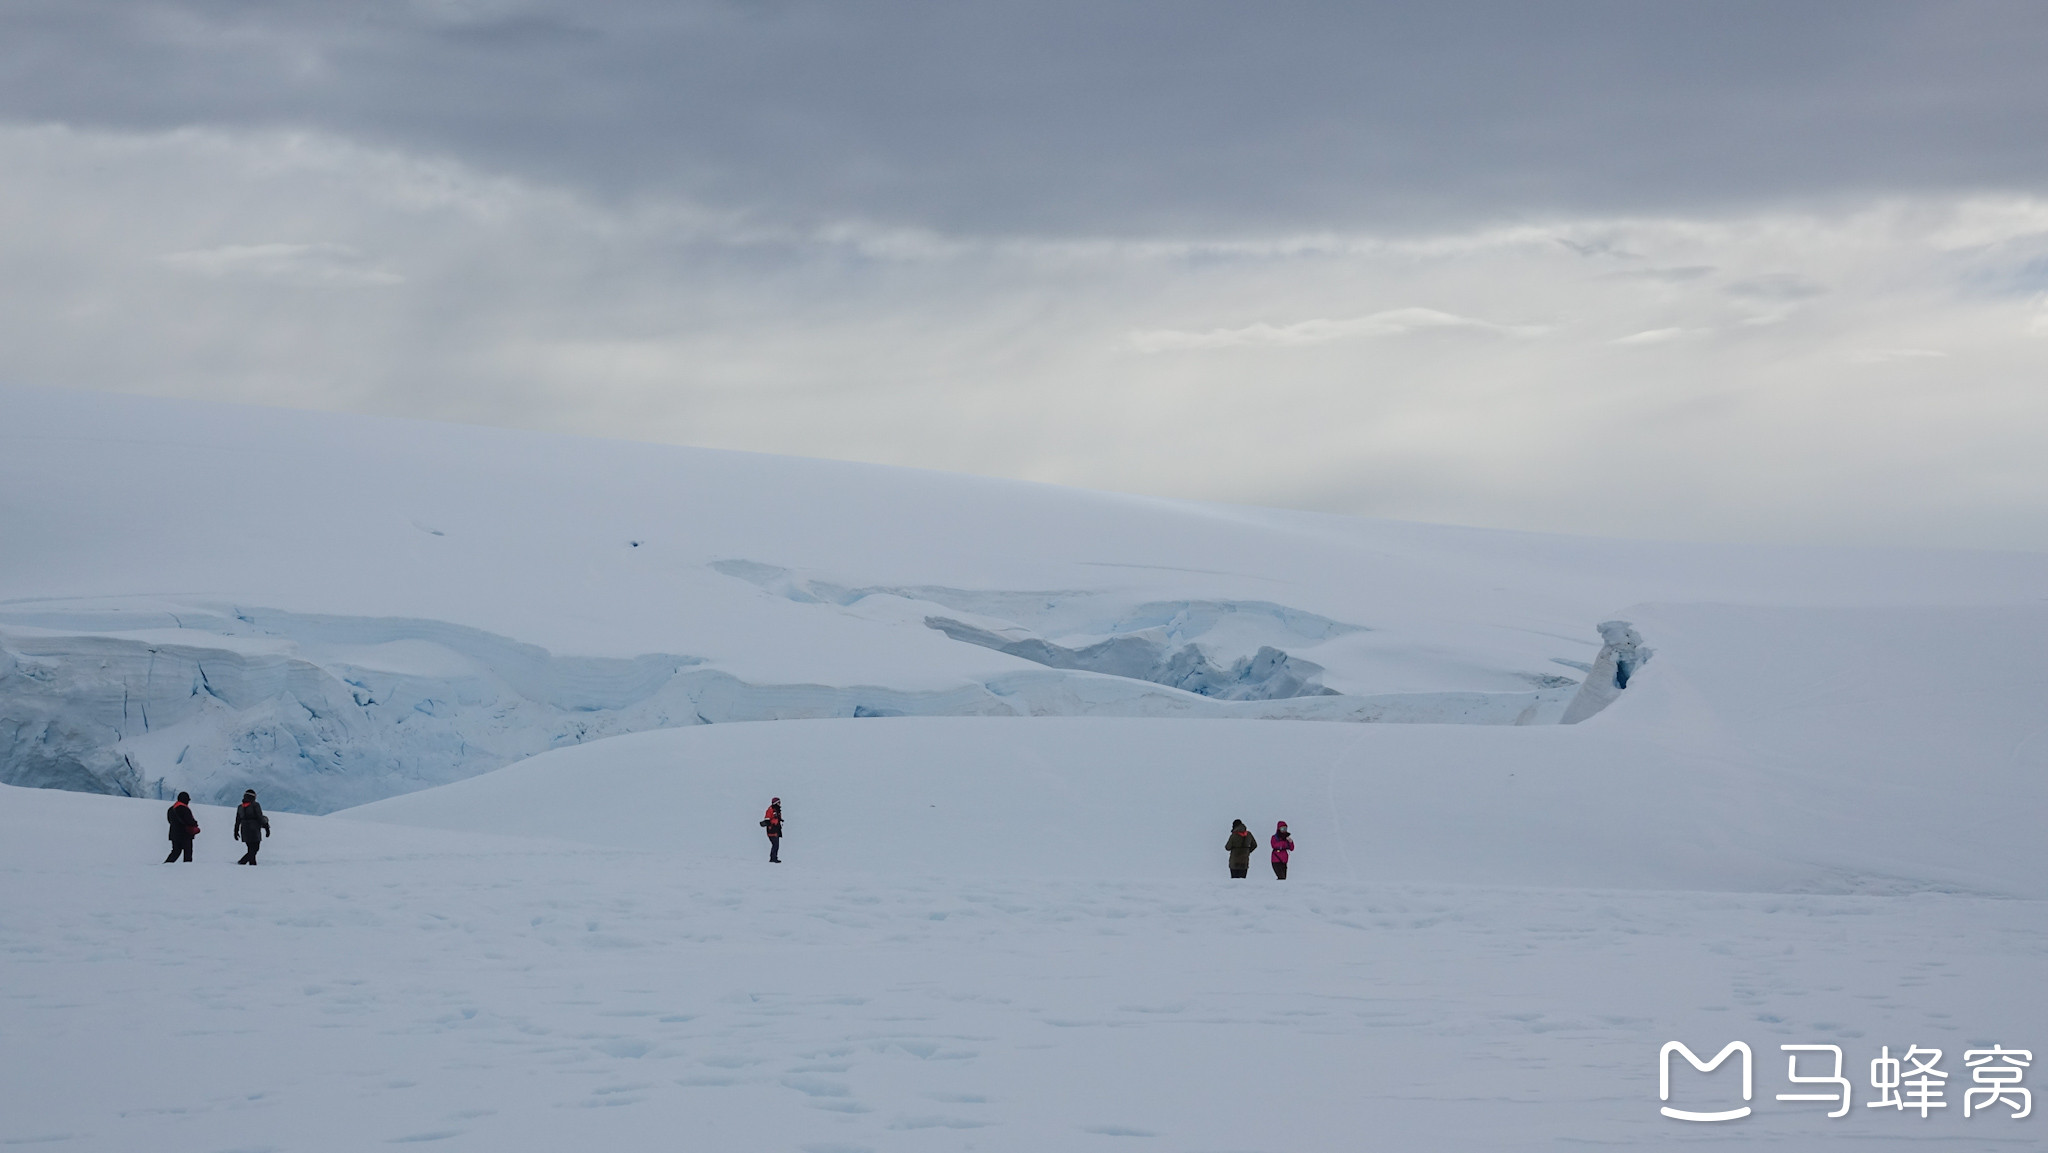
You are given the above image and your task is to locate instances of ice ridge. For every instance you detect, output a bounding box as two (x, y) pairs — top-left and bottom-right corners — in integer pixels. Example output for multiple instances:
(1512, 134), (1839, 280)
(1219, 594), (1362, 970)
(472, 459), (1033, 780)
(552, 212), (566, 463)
(1558, 620), (1652, 724)
(0, 601), (1585, 812)
(924, 617), (1339, 701)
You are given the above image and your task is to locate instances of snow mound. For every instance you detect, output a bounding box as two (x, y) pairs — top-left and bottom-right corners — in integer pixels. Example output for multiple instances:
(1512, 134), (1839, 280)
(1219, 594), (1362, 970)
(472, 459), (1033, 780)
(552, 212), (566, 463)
(347, 601), (2048, 898)
(1558, 618), (1653, 722)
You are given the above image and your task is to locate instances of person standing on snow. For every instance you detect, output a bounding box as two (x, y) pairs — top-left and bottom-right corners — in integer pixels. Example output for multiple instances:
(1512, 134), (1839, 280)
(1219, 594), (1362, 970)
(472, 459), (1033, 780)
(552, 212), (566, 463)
(761, 797), (784, 863)
(164, 792), (201, 863)
(1225, 819), (1258, 878)
(233, 789), (271, 865)
(1270, 820), (1295, 880)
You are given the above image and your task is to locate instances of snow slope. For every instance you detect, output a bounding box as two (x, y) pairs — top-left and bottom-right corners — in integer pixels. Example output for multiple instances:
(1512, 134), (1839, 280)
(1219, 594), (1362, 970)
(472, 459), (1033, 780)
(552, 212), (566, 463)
(4, 595), (2045, 1150)
(6, 384), (2046, 811)
(344, 598), (2048, 897)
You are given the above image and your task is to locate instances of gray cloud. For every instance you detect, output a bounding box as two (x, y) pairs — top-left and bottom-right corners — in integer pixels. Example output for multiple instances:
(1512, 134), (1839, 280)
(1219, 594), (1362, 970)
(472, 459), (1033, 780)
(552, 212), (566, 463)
(1601, 266), (1717, 283)
(3, 1), (2047, 234)
(161, 242), (405, 286)
(1127, 308), (1547, 353)
(4, 122), (2045, 550)
(2, 6), (2047, 553)
(1725, 273), (1827, 301)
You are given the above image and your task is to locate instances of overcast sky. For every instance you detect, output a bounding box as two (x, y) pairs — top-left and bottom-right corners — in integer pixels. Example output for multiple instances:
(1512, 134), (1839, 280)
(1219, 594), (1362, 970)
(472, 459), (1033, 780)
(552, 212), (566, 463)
(4, 1), (2047, 549)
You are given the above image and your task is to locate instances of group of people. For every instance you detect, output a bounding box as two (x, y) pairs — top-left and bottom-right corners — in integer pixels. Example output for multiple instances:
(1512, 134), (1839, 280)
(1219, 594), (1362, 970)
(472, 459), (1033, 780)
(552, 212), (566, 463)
(1226, 819), (1294, 879)
(163, 790), (271, 864)
(164, 791), (1291, 879)
(752, 801), (1298, 880)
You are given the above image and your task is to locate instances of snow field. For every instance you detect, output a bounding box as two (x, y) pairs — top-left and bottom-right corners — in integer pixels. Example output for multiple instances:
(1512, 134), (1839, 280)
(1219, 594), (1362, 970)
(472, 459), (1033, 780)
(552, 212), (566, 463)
(8, 591), (2048, 1150)
(342, 600), (2048, 899)
(4, 782), (2043, 1152)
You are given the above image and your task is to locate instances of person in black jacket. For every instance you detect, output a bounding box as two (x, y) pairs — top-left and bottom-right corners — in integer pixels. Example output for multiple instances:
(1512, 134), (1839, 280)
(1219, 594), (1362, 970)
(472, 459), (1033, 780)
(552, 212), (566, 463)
(233, 790), (271, 865)
(164, 792), (200, 863)
(761, 797), (783, 863)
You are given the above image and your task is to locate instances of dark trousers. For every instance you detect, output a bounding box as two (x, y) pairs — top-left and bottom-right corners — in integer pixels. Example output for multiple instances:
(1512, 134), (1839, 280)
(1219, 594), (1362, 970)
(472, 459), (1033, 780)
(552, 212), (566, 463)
(238, 835), (262, 864)
(165, 838), (193, 863)
(1229, 865), (1248, 878)
(1272, 861), (1288, 880)
(767, 835), (780, 862)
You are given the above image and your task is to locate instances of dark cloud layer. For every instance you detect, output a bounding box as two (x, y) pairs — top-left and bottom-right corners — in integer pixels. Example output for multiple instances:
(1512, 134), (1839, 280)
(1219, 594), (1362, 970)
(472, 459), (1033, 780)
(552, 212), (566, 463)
(4, 0), (2045, 234)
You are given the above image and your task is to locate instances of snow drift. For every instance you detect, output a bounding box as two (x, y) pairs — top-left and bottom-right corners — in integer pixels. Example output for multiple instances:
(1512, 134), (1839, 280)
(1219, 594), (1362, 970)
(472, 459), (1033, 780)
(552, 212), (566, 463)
(344, 601), (2048, 898)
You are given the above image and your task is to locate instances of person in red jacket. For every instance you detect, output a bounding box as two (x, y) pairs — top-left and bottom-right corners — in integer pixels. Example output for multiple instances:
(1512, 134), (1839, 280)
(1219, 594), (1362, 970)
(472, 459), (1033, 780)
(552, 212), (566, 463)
(1270, 820), (1295, 880)
(164, 792), (200, 863)
(761, 797), (783, 863)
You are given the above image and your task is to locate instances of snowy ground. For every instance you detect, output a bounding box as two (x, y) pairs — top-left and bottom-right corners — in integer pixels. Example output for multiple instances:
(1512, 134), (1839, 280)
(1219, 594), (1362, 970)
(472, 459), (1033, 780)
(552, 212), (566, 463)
(5, 784), (2043, 1152)
(8, 599), (2048, 1150)
(5, 388), (2046, 1149)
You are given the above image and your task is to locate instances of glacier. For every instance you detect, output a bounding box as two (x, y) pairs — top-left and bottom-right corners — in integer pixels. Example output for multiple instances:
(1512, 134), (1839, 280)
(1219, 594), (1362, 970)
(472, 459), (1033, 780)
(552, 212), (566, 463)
(7, 385), (2046, 814)
(0, 596), (1581, 812)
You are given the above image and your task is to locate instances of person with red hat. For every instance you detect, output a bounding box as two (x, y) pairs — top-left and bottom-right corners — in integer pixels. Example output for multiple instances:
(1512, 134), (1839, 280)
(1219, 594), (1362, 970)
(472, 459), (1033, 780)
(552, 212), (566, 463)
(1270, 820), (1295, 880)
(760, 797), (783, 863)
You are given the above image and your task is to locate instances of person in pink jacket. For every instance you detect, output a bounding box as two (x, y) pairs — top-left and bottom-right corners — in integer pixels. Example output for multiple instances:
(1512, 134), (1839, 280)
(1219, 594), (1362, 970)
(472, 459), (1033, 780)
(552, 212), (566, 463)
(1270, 820), (1295, 880)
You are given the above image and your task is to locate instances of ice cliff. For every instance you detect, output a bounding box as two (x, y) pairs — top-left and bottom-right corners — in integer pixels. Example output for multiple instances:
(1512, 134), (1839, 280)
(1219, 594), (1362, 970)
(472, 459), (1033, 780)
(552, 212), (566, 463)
(0, 594), (1598, 812)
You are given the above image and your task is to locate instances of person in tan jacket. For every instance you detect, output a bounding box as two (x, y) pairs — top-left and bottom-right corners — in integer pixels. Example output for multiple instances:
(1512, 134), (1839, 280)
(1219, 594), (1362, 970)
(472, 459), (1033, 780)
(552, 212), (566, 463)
(1225, 819), (1258, 878)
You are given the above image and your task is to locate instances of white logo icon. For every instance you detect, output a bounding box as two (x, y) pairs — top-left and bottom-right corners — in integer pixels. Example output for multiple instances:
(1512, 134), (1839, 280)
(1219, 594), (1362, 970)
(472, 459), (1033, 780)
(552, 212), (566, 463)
(1660, 1041), (1753, 1122)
